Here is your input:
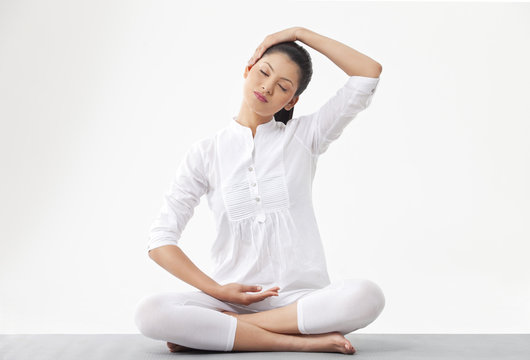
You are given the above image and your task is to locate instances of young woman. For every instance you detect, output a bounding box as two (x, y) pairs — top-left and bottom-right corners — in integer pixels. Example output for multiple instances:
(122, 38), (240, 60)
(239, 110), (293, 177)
(134, 27), (385, 355)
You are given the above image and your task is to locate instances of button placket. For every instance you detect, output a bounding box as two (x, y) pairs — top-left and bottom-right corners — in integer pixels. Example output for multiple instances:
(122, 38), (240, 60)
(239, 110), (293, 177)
(248, 165), (257, 194)
(247, 165), (258, 197)
(247, 163), (266, 223)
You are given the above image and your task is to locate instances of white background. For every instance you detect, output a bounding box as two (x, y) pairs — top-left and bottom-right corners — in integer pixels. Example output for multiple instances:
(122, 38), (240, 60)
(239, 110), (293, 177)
(1, 0), (529, 334)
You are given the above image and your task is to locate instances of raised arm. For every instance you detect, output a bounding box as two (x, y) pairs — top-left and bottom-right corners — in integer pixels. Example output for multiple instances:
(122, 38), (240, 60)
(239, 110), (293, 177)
(248, 26), (382, 77)
(248, 28), (382, 155)
(295, 27), (382, 77)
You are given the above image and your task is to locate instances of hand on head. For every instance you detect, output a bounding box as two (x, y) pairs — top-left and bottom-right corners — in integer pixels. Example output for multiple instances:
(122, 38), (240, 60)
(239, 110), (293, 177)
(247, 26), (302, 66)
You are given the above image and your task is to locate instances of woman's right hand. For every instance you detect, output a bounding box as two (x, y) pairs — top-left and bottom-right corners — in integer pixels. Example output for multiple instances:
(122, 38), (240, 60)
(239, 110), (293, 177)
(214, 283), (280, 306)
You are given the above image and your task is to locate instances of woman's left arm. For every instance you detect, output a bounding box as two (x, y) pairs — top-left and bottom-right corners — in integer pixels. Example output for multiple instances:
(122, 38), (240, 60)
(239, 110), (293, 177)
(248, 27), (382, 156)
(248, 27), (382, 78)
(296, 27), (382, 78)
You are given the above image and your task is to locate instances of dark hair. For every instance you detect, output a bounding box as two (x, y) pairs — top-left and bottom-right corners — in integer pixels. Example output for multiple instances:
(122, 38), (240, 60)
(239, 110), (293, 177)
(261, 41), (313, 125)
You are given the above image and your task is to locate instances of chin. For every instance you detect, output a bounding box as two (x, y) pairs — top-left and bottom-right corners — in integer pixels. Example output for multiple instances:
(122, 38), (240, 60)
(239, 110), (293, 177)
(244, 98), (268, 115)
(255, 110), (273, 117)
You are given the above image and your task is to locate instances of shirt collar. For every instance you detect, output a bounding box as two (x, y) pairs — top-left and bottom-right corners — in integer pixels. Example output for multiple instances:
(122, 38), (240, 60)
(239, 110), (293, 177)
(229, 115), (276, 133)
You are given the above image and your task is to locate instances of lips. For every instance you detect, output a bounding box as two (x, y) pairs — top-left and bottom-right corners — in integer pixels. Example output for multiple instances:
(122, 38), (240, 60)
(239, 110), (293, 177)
(254, 91), (268, 103)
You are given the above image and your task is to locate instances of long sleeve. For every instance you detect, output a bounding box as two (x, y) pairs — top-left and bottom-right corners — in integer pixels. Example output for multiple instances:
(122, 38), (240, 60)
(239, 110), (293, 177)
(147, 141), (209, 252)
(294, 75), (380, 156)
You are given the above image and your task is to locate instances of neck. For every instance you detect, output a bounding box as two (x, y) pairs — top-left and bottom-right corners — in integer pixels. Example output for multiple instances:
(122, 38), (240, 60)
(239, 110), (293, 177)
(236, 101), (273, 137)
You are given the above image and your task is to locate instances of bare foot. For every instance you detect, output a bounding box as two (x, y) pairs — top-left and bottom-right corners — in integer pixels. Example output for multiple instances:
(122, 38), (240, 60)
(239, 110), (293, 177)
(166, 341), (193, 352)
(223, 310), (354, 354)
(301, 332), (356, 354)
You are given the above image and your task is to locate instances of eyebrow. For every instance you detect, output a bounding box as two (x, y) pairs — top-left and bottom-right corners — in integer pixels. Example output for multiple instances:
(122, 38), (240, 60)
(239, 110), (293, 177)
(263, 61), (293, 85)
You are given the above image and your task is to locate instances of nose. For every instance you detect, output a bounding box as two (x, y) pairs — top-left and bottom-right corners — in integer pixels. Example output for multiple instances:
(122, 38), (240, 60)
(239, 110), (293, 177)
(261, 81), (273, 95)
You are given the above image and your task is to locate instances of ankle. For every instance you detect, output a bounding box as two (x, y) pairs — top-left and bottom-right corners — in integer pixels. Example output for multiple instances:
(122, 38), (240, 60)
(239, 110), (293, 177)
(294, 334), (311, 352)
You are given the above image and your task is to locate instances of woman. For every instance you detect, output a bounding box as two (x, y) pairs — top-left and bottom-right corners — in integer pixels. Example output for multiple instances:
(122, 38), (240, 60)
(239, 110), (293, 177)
(134, 26), (385, 354)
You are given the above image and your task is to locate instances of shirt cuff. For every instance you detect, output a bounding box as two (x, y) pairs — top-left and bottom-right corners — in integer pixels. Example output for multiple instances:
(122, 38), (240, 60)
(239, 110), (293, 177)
(344, 75), (380, 95)
(147, 239), (179, 252)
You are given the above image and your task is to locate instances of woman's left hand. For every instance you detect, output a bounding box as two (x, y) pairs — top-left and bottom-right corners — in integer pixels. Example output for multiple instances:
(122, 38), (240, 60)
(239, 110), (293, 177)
(247, 26), (304, 66)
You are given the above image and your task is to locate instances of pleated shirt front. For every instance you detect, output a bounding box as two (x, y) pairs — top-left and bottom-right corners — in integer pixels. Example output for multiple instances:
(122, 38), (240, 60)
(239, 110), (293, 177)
(147, 75), (380, 305)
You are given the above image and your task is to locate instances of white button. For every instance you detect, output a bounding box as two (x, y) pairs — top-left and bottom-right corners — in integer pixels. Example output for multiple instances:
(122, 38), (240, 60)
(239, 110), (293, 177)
(255, 197), (260, 202)
(256, 214), (266, 223)
(251, 182), (256, 187)
(248, 166), (254, 172)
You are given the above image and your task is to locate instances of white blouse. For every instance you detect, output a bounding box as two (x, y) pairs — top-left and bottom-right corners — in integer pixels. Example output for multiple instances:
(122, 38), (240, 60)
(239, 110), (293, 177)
(147, 75), (380, 306)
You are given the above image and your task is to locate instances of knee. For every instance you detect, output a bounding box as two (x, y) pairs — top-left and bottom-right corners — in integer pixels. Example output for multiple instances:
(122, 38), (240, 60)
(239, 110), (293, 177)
(342, 278), (386, 325)
(133, 293), (172, 339)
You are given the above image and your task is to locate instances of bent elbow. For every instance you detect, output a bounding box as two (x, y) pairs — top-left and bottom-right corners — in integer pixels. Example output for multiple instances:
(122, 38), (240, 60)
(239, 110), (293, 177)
(148, 247), (159, 262)
(371, 63), (383, 78)
(147, 244), (179, 262)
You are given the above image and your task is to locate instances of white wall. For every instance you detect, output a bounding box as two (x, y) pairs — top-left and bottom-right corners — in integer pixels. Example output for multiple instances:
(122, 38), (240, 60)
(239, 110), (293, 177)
(1, 0), (529, 334)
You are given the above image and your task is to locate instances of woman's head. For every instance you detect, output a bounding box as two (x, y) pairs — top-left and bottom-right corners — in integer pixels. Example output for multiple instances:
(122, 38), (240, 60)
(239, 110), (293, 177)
(243, 41), (312, 124)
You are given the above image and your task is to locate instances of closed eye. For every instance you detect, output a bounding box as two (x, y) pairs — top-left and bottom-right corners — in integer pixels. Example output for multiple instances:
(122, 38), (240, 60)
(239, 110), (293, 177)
(260, 70), (287, 92)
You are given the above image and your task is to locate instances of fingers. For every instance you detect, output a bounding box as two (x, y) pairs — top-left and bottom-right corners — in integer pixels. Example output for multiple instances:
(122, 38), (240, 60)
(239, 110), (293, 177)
(252, 289), (279, 302)
(240, 285), (281, 305)
(248, 44), (267, 66)
(248, 29), (297, 66)
(242, 285), (280, 294)
(242, 284), (262, 292)
(248, 53), (259, 66)
(253, 287), (280, 298)
(265, 288), (280, 297)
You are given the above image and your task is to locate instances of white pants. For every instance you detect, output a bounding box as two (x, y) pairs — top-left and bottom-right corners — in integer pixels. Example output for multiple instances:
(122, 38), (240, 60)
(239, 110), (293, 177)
(134, 278), (385, 352)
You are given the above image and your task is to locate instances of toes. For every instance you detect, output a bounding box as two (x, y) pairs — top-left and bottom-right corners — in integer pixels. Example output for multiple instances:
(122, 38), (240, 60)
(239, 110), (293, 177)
(341, 338), (355, 353)
(167, 342), (189, 352)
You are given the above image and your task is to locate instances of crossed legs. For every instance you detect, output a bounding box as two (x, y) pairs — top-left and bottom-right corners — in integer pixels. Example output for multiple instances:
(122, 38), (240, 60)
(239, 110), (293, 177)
(134, 278), (385, 353)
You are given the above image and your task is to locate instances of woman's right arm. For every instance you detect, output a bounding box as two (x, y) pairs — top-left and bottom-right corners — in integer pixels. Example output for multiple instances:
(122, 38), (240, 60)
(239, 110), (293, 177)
(148, 245), (280, 305)
(149, 245), (223, 296)
(148, 141), (279, 304)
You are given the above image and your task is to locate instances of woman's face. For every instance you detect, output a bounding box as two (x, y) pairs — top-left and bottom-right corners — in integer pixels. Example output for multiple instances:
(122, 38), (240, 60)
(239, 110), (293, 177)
(243, 52), (300, 117)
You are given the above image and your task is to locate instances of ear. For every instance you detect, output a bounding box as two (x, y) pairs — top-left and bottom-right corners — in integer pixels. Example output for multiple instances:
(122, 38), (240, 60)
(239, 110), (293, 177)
(243, 64), (253, 78)
(284, 95), (299, 111)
